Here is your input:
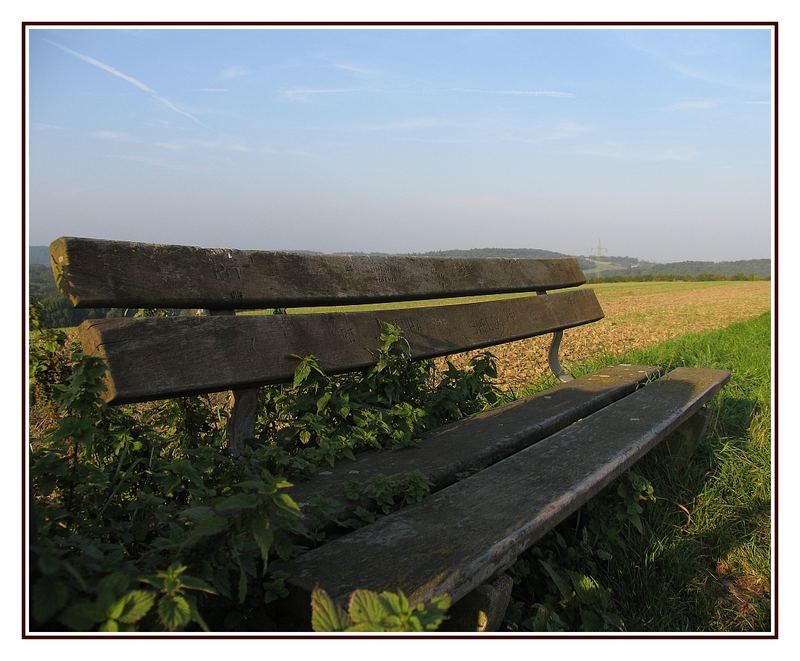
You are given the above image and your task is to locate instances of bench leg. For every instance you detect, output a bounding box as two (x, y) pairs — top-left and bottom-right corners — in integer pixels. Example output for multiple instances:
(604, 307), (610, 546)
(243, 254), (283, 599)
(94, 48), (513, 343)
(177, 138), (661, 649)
(227, 388), (259, 457)
(207, 308), (260, 457)
(440, 573), (514, 632)
(663, 407), (711, 467)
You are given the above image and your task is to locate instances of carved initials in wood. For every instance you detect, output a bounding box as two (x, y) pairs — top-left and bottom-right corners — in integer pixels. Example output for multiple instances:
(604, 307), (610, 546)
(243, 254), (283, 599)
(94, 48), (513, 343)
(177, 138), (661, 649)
(209, 256), (243, 282)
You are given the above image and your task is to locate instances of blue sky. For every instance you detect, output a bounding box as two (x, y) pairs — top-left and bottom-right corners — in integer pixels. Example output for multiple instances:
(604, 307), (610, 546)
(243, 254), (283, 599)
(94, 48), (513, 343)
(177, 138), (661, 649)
(27, 27), (772, 261)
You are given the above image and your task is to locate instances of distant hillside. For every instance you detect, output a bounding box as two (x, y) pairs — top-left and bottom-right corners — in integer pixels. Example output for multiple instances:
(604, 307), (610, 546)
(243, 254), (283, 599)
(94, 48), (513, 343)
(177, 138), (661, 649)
(410, 247), (568, 260)
(582, 257), (771, 279)
(406, 249), (769, 279)
(29, 245), (51, 265)
(29, 263), (110, 328)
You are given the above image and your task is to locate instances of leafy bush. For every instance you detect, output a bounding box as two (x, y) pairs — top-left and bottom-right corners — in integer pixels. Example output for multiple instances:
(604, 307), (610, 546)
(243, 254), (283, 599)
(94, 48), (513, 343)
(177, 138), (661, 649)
(344, 471), (432, 515)
(504, 471), (656, 632)
(311, 586), (450, 632)
(29, 322), (498, 632)
(29, 304), (75, 407)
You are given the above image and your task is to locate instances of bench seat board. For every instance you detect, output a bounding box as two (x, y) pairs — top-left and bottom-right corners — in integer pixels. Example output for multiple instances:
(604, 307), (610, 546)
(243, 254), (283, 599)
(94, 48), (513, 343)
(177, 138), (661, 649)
(80, 289), (603, 404)
(279, 367), (730, 613)
(288, 364), (660, 529)
(50, 237), (587, 310)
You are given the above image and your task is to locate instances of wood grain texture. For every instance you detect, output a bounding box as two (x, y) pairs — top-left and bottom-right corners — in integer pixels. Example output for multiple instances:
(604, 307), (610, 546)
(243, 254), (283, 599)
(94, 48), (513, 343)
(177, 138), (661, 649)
(80, 289), (604, 404)
(287, 365), (660, 530)
(50, 237), (586, 310)
(277, 367), (731, 612)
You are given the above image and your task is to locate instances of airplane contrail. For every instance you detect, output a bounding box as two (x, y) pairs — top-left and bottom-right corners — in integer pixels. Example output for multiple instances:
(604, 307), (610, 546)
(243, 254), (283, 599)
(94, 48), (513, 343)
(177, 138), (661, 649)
(46, 39), (203, 125)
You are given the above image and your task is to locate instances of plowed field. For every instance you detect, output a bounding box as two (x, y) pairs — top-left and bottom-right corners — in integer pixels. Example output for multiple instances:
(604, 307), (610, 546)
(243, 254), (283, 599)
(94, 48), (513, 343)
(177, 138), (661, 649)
(444, 281), (771, 392)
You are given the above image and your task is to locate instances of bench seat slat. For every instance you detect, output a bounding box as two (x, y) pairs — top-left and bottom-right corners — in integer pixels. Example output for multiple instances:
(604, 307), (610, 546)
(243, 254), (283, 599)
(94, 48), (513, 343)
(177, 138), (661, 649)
(288, 364), (660, 529)
(50, 237), (586, 310)
(80, 289), (604, 404)
(279, 367), (731, 612)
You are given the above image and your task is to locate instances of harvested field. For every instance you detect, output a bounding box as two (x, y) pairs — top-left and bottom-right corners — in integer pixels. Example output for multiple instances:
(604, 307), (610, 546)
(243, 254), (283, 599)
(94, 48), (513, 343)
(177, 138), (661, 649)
(444, 281), (771, 393)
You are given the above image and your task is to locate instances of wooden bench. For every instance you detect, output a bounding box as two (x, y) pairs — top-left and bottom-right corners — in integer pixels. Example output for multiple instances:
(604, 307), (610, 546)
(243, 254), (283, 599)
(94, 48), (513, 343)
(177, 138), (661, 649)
(49, 236), (730, 631)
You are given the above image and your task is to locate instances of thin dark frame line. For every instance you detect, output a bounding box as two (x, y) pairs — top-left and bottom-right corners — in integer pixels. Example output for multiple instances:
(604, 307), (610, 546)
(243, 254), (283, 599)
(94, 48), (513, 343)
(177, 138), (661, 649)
(21, 19), (778, 640)
(22, 21), (779, 26)
(772, 20), (778, 639)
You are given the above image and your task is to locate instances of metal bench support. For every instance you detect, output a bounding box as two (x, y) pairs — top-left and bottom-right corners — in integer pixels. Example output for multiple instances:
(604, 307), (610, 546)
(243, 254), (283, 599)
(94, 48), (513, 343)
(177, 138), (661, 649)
(537, 291), (574, 382)
(548, 329), (574, 383)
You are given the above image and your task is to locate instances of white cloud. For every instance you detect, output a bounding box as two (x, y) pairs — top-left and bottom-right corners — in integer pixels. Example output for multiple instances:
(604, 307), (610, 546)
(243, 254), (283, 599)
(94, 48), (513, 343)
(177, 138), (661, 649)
(155, 136), (253, 153)
(105, 153), (210, 173)
(573, 141), (696, 162)
(346, 117), (444, 132)
(333, 62), (380, 75)
(745, 101), (770, 106)
(661, 99), (720, 111)
(88, 130), (136, 142)
(544, 120), (592, 140)
(31, 123), (64, 131)
(453, 88), (575, 98)
(515, 120), (592, 144)
(281, 88), (361, 102)
(642, 146), (697, 162)
(144, 119), (173, 129)
(572, 141), (627, 159)
(220, 66), (249, 80)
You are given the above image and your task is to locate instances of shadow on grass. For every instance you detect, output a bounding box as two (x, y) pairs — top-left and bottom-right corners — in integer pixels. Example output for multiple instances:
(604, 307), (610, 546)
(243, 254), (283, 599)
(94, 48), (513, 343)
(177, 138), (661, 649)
(616, 495), (771, 633)
(605, 392), (771, 632)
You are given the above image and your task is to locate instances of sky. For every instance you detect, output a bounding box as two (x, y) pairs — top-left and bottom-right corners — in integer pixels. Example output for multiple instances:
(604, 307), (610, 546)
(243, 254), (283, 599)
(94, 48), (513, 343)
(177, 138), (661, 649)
(27, 27), (773, 262)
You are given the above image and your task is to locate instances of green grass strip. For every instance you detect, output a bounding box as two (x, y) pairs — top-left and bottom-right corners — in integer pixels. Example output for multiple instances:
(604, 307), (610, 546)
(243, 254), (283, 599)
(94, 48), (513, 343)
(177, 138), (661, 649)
(518, 312), (772, 632)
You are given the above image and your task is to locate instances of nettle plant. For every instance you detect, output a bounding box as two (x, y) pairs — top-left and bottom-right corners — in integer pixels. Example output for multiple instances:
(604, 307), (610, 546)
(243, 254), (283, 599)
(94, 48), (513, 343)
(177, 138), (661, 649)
(29, 303), (75, 408)
(503, 471), (657, 632)
(310, 586), (450, 633)
(29, 320), (499, 632)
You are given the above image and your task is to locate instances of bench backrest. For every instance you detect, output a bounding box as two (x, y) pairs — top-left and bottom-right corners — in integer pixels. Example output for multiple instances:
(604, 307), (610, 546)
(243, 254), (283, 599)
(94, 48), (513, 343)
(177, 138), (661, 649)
(50, 237), (603, 404)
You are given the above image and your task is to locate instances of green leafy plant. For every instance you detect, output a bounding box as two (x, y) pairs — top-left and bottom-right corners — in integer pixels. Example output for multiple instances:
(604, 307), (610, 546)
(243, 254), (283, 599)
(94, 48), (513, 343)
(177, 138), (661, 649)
(585, 471), (657, 546)
(29, 322), (498, 631)
(504, 471), (656, 632)
(139, 563), (216, 631)
(311, 586), (450, 632)
(343, 471), (432, 517)
(29, 303), (73, 407)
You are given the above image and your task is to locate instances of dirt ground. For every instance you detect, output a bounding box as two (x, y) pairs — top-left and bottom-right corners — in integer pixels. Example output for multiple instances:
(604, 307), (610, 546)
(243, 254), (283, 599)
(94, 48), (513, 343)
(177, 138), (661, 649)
(443, 281), (771, 393)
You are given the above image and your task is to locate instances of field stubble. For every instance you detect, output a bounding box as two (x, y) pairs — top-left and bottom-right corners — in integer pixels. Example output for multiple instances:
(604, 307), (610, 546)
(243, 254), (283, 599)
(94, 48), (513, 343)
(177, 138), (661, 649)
(446, 281), (771, 392)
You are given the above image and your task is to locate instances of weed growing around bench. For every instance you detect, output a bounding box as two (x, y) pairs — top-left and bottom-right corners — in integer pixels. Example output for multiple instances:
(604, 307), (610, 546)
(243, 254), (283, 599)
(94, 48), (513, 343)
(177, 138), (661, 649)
(28, 319), (500, 632)
(505, 312), (771, 632)
(28, 309), (770, 633)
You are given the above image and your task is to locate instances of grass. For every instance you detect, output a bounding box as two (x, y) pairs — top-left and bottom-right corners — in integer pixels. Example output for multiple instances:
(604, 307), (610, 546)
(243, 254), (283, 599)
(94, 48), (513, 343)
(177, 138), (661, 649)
(515, 312), (772, 632)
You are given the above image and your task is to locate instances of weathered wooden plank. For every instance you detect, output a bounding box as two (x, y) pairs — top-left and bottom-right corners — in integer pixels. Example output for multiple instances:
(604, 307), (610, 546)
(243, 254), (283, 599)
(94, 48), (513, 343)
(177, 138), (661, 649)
(80, 289), (604, 404)
(278, 368), (731, 614)
(287, 365), (660, 529)
(50, 237), (586, 310)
